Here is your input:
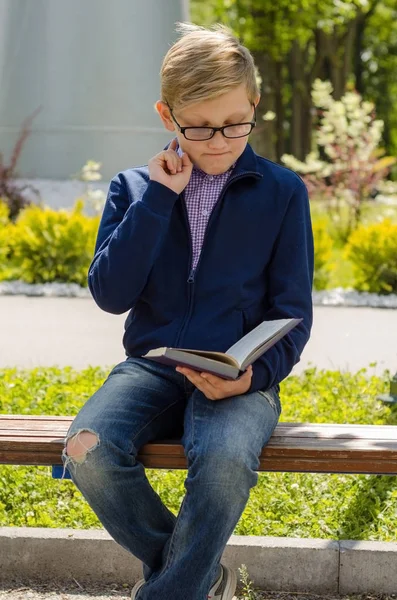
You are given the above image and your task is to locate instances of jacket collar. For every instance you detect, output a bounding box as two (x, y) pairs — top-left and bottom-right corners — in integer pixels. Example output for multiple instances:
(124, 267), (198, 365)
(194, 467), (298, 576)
(232, 142), (263, 179)
(163, 138), (263, 180)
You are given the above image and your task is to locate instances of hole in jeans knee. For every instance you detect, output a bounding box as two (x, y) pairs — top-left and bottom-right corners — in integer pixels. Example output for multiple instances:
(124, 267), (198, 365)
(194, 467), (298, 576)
(65, 430), (99, 464)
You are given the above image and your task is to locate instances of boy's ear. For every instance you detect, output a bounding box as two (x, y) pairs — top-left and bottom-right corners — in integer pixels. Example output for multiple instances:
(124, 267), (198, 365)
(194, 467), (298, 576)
(155, 100), (175, 132)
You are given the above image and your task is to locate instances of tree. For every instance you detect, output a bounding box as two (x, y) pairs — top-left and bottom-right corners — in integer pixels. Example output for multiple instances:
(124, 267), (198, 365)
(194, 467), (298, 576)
(190, 0), (394, 164)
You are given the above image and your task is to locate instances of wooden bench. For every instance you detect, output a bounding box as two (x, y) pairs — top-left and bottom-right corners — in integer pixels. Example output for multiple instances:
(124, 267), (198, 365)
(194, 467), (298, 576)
(1, 415), (396, 477)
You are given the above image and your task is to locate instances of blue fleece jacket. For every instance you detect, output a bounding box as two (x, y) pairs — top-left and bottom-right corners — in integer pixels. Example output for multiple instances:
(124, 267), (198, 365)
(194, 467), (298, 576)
(88, 142), (314, 394)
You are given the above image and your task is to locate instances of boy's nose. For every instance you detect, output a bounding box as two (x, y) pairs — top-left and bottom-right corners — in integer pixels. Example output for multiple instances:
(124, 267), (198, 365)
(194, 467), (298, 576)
(207, 130), (228, 149)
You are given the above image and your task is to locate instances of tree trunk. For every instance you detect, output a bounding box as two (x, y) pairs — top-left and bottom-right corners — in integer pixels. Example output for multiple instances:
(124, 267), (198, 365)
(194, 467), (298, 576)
(289, 41), (305, 159)
(354, 20), (366, 93)
(354, 1), (380, 93)
(274, 60), (284, 162)
(250, 51), (278, 161)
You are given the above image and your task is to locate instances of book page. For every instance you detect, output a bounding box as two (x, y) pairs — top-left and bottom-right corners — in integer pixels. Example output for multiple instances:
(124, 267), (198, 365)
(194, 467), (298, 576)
(173, 348), (239, 367)
(226, 318), (302, 367)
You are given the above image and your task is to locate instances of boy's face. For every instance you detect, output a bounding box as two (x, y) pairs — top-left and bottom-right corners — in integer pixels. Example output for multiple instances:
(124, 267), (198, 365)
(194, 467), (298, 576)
(156, 83), (260, 175)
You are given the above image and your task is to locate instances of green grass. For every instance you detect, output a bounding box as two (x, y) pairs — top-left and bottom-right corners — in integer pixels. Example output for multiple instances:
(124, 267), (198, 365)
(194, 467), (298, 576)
(0, 363), (396, 540)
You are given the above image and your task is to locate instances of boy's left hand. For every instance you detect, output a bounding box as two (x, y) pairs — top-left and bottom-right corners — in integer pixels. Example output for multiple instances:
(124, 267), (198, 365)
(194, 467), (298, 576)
(175, 365), (253, 400)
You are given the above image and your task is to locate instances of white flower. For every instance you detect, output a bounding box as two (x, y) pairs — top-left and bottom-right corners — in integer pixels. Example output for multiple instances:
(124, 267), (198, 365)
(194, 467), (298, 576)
(80, 160), (103, 182)
(331, 101), (346, 116)
(85, 188), (106, 212)
(262, 111), (276, 121)
(311, 79), (333, 108)
(362, 101), (374, 115)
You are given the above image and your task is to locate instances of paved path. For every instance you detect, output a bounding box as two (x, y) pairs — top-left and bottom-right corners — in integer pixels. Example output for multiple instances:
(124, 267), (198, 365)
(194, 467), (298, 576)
(0, 296), (396, 375)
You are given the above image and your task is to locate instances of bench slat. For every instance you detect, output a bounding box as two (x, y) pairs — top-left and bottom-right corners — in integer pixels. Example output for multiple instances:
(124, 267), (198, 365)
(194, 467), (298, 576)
(1, 422), (397, 437)
(1, 435), (396, 453)
(1, 418), (397, 438)
(1, 415), (396, 475)
(0, 449), (396, 475)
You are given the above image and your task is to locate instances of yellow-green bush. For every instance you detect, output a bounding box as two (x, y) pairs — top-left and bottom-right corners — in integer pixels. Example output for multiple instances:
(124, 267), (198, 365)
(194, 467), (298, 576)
(9, 199), (100, 286)
(0, 199), (11, 266)
(344, 218), (397, 294)
(0, 198), (19, 281)
(312, 218), (334, 290)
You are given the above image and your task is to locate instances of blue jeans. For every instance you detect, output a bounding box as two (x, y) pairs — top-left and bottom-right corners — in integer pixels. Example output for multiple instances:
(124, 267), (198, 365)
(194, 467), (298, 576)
(61, 357), (281, 600)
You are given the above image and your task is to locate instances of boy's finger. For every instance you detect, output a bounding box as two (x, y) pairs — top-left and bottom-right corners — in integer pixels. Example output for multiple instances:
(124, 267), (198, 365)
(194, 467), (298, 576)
(181, 152), (192, 166)
(166, 157), (177, 173)
(200, 372), (221, 386)
(169, 138), (178, 150)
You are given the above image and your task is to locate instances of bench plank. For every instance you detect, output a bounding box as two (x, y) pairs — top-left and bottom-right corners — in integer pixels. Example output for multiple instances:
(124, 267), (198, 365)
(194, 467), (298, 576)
(0, 415), (396, 474)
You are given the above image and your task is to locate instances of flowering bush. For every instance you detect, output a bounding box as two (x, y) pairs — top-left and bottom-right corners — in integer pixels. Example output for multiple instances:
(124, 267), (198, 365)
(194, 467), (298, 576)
(73, 160), (106, 214)
(282, 79), (396, 243)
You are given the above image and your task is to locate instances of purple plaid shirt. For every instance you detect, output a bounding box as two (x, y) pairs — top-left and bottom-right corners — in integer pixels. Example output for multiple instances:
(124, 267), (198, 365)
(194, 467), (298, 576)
(176, 143), (236, 270)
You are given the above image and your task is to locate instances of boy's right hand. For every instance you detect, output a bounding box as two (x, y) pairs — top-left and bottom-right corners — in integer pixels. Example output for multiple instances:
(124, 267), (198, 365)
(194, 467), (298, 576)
(148, 138), (193, 195)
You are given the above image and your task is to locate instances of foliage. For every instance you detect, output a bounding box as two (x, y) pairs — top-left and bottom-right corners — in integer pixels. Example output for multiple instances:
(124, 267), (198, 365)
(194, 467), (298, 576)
(0, 200), (11, 268)
(0, 199), (19, 281)
(0, 108), (41, 222)
(282, 79), (396, 243)
(312, 218), (334, 290)
(191, 0), (364, 60)
(0, 364), (396, 542)
(6, 199), (100, 286)
(344, 218), (397, 294)
(362, 0), (397, 161)
(190, 0), (397, 164)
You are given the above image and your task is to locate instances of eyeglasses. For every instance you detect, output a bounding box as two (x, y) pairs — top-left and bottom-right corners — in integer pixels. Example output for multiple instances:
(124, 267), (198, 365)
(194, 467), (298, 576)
(167, 103), (256, 141)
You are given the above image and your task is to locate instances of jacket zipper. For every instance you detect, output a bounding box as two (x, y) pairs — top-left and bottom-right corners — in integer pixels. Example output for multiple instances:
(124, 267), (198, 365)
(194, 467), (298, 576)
(173, 171), (261, 348)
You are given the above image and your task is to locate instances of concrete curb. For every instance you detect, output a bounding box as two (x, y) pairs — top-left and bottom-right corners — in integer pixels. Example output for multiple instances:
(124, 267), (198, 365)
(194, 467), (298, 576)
(1, 528), (397, 594)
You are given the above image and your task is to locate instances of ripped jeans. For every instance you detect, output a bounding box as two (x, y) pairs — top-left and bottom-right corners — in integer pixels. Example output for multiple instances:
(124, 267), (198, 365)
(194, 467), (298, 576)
(61, 356), (282, 600)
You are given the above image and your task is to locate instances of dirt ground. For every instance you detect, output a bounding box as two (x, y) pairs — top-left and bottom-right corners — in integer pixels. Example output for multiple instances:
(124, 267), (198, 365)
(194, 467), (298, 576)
(0, 579), (395, 600)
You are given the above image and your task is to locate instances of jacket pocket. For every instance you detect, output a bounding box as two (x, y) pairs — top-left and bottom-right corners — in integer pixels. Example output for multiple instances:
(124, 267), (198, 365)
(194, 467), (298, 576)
(240, 301), (264, 336)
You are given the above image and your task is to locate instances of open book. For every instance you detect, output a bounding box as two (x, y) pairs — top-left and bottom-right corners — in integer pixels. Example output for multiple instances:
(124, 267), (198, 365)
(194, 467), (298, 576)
(142, 317), (302, 380)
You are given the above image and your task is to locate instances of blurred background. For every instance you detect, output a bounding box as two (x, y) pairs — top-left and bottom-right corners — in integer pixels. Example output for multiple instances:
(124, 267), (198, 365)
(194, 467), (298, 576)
(0, 0), (397, 558)
(0, 0), (189, 180)
(0, 0), (396, 334)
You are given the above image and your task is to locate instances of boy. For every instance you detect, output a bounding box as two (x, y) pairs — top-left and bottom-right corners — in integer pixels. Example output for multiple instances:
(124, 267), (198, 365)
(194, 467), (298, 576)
(61, 22), (314, 600)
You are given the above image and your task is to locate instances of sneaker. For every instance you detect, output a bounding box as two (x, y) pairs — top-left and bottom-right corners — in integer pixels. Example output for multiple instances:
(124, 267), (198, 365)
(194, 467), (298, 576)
(130, 564), (237, 600)
(208, 564), (237, 600)
(130, 578), (145, 599)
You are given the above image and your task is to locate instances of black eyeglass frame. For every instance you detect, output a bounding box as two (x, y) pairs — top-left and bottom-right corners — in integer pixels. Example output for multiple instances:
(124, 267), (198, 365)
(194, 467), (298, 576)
(166, 103), (257, 141)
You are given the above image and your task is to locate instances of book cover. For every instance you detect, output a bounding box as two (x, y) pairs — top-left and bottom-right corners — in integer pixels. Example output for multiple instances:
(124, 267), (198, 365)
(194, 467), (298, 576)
(142, 317), (302, 380)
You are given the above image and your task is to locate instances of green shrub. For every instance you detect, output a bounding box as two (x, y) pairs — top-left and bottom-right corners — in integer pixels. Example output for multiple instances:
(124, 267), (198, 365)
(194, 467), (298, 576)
(0, 199), (11, 264)
(0, 364), (396, 541)
(344, 218), (397, 294)
(8, 199), (100, 286)
(0, 199), (19, 282)
(312, 218), (334, 290)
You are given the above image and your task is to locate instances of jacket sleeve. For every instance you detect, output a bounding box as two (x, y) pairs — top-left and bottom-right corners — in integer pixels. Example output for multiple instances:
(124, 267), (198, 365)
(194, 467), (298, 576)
(88, 173), (179, 314)
(247, 181), (314, 394)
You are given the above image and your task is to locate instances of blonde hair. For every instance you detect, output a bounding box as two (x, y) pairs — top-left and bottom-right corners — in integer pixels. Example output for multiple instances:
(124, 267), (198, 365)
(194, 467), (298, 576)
(160, 22), (260, 111)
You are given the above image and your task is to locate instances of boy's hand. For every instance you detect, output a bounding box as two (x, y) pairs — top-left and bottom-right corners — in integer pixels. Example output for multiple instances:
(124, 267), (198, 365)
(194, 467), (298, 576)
(148, 138), (193, 195)
(175, 365), (253, 401)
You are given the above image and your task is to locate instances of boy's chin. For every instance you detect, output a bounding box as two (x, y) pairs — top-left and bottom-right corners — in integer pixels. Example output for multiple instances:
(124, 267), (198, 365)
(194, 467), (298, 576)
(195, 154), (235, 175)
